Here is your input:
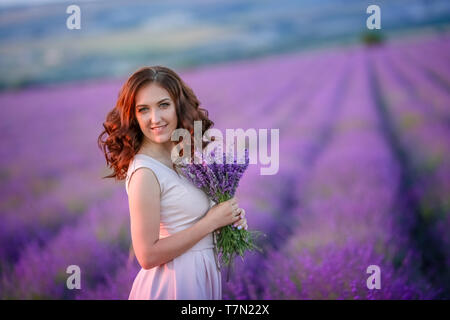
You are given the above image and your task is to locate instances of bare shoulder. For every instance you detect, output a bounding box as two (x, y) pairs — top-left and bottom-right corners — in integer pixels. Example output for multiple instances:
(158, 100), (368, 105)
(128, 167), (161, 199)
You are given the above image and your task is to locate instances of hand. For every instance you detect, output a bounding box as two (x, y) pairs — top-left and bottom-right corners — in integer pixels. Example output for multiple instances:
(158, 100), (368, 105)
(215, 207), (247, 234)
(231, 208), (248, 230)
(205, 197), (242, 231)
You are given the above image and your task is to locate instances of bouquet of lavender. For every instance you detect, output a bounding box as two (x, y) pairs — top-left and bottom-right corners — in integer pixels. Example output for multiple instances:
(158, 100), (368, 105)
(177, 147), (265, 281)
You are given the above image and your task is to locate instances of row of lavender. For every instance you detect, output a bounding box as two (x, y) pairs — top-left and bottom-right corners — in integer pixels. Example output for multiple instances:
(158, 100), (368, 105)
(0, 77), (144, 297)
(0, 81), (121, 271)
(261, 46), (439, 299)
(256, 38), (449, 299)
(222, 37), (449, 299)
(1, 34), (448, 299)
(370, 38), (450, 293)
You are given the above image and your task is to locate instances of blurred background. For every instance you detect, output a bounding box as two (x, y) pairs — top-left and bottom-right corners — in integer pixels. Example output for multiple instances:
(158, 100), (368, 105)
(0, 0), (449, 299)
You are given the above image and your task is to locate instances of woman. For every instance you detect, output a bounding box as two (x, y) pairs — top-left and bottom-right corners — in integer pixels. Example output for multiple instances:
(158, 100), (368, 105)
(98, 66), (248, 300)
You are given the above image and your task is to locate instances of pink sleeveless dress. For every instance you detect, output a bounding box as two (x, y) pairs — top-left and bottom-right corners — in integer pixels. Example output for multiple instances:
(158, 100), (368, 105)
(125, 153), (222, 300)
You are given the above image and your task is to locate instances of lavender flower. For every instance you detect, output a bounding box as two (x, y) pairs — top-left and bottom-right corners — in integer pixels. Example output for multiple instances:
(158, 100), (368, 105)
(177, 147), (265, 281)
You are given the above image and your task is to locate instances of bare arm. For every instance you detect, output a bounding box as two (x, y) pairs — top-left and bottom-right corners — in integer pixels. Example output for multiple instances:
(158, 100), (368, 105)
(128, 167), (215, 270)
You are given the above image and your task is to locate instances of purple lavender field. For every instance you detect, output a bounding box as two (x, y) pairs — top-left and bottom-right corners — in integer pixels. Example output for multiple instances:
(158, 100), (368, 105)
(0, 33), (449, 299)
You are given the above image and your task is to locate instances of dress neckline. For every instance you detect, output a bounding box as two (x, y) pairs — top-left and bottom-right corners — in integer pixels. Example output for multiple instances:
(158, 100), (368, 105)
(135, 153), (182, 178)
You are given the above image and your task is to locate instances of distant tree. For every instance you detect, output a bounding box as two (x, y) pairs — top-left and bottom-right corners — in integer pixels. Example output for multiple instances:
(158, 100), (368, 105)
(361, 31), (385, 46)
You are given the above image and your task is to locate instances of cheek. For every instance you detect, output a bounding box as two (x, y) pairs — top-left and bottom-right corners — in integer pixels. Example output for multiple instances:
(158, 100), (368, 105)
(168, 108), (177, 124)
(139, 114), (150, 124)
(136, 116), (149, 131)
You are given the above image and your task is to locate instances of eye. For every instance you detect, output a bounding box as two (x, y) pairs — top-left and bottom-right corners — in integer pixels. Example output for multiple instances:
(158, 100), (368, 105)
(160, 103), (169, 108)
(138, 107), (148, 113)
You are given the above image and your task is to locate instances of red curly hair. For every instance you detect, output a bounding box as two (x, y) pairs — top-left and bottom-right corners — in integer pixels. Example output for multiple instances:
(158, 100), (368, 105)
(97, 66), (215, 181)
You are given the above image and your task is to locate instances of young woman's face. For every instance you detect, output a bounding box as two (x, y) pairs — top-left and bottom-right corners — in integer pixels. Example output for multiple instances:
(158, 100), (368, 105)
(134, 82), (178, 144)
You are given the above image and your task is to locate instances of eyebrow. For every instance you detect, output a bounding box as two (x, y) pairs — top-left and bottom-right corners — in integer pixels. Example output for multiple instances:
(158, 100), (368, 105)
(136, 98), (170, 108)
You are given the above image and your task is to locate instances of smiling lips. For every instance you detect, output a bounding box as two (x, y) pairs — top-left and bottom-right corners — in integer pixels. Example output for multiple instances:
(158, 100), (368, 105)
(151, 124), (167, 133)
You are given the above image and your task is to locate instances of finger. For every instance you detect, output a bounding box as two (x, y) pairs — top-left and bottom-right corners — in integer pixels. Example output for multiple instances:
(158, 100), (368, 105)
(233, 217), (246, 228)
(232, 214), (241, 224)
(234, 207), (243, 218)
(240, 220), (248, 230)
(234, 222), (247, 230)
(239, 208), (245, 218)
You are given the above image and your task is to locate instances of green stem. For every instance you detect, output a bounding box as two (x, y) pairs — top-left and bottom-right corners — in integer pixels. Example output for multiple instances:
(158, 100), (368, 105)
(213, 191), (266, 282)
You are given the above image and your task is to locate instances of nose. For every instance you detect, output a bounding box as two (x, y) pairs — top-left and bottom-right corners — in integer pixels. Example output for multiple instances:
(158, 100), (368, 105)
(150, 107), (162, 124)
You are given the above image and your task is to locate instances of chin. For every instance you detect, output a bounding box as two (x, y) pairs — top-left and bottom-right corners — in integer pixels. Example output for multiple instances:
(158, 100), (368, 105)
(152, 135), (170, 144)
